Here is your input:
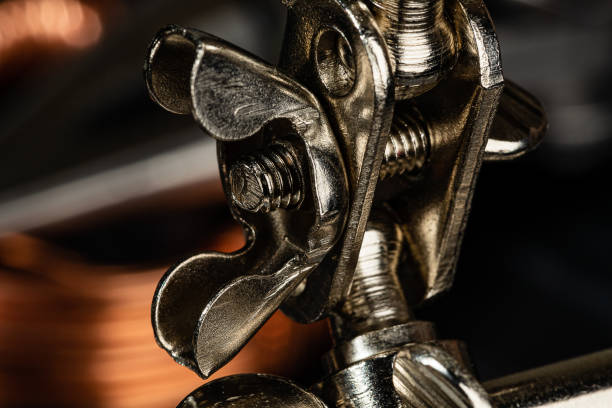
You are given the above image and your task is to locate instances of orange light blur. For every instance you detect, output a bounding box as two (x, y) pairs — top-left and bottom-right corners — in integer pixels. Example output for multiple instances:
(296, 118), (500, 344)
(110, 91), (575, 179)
(0, 0), (102, 63)
(0, 227), (330, 408)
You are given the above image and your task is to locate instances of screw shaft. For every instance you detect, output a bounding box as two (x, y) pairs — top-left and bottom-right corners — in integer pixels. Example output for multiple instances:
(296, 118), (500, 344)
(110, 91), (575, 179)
(230, 109), (430, 214)
(229, 141), (304, 213)
(367, 0), (458, 99)
(330, 212), (413, 342)
(380, 107), (430, 179)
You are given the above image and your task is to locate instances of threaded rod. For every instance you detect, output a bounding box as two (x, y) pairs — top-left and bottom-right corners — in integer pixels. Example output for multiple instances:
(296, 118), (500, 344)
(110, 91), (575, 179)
(229, 141), (304, 213)
(380, 106), (430, 179)
(229, 108), (430, 214)
(367, 0), (458, 99)
(331, 212), (413, 342)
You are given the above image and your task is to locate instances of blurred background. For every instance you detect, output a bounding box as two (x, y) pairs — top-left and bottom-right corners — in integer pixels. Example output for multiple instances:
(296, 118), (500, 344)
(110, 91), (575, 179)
(0, 0), (611, 407)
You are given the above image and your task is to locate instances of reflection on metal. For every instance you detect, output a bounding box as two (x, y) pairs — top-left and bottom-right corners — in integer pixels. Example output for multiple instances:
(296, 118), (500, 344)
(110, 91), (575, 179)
(485, 349), (612, 408)
(278, 0), (395, 322)
(229, 141), (305, 213)
(178, 374), (327, 408)
(485, 80), (548, 161)
(366, 0), (459, 99)
(380, 106), (431, 180)
(380, 0), (504, 304)
(138, 0), (591, 407)
(315, 212), (492, 408)
(329, 211), (413, 343)
(145, 25), (348, 379)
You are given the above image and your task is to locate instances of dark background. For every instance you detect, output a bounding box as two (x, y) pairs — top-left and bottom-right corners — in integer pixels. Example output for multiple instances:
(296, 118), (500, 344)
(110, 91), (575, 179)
(0, 0), (611, 403)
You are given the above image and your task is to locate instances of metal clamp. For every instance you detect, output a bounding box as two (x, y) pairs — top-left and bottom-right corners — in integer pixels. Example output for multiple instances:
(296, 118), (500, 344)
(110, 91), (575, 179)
(143, 0), (551, 404)
(145, 25), (349, 378)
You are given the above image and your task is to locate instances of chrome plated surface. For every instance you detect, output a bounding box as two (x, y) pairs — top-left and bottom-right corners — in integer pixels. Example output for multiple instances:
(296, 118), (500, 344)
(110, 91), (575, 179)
(380, 106), (431, 179)
(322, 321), (437, 375)
(367, 0), (460, 99)
(323, 210), (437, 374)
(229, 141), (304, 213)
(484, 80), (548, 161)
(485, 349), (612, 408)
(141, 0), (552, 404)
(393, 343), (491, 408)
(317, 210), (489, 407)
(145, 25), (348, 378)
(382, 0), (505, 304)
(279, 0), (396, 322)
(329, 210), (412, 342)
(314, 351), (404, 408)
(315, 345), (491, 408)
(179, 374), (327, 408)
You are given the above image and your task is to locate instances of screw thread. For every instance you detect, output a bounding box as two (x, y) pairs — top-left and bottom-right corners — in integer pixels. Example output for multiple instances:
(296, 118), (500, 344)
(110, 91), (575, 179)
(380, 107), (431, 180)
(229, 141), (304, 213)
(367, 0), (458, 98)
(331, 213), (413, 341)
(230, 110), (429, 214)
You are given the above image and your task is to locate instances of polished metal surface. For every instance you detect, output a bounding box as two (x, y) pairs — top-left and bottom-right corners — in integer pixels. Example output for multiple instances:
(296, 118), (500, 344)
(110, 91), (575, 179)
(322, 321), (437, 374)
(145, 25), (349, 378)
(380, 106), (431, 179)
(229, 141), (304, 213)
(314, 351), (406, 408)
(367, 0), (459, 99)
(329, 211), (412, 342)
(179, 374), (328, 408)
(485, 349), (612, 408)
(141, 0), (559, 406)
(323, 210), (437, 373)
(484, 80), (548, 161)
(315, 345), (492, 408)
(382, 0), (505, 304)
(316, 211), (491, 407)
(1, 0), (608, 405)
(279, 0), (396, 322)
(393, 344), (491, 408)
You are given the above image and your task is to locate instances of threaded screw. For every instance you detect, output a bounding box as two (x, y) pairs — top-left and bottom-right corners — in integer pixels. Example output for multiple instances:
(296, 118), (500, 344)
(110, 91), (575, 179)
(229, 141), (304, 213)
(380, 106), (430, 180)
(229, 109), (430, 213)
(366, 0), (458, 99)
(330, 211), (413, 342)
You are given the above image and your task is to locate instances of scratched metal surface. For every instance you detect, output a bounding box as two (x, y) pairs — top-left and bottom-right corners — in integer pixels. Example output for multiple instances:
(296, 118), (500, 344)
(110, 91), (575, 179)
(0, 0), (610, 397)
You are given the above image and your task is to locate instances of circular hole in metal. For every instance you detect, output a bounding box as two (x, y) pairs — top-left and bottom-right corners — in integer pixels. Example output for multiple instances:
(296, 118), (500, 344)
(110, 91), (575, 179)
(315, 27), (356, 97)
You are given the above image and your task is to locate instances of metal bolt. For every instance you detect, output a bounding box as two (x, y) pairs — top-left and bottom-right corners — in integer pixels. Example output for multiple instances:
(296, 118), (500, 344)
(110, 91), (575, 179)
(229, 141), (304, 213)
(366, 0), (459, 99)
(380, 106), (430, 180)
(330, 211), (413, 342)
(229, 108), (430, 213)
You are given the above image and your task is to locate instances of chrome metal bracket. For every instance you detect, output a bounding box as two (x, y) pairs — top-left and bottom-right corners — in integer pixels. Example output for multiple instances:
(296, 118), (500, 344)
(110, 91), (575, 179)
(142, 0), (552, 404)
(145, 26), (349, 378)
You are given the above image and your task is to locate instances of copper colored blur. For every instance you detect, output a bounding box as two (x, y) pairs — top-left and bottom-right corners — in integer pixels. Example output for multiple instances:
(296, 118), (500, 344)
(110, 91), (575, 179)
(0, 0), (102, 64)
(0, 228), (330, 408)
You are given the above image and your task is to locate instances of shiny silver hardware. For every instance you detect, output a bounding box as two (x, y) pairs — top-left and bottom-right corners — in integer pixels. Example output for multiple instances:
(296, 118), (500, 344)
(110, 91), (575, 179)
(145, 25), (349, 378)
(136, 0), (612, 407)
(314, 210), (492, 408)
(366, 0), (459, 99)
(178, 374), (327, 408)
(485, 349), (612, 408)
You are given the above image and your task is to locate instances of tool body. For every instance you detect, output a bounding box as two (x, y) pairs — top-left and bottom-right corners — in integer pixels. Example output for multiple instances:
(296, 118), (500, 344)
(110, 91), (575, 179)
(140, 0), (587, 407)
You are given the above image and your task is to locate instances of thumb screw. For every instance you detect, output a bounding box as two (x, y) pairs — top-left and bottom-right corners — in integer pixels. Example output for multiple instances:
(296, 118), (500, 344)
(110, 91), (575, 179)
(230, 107), (430, 214)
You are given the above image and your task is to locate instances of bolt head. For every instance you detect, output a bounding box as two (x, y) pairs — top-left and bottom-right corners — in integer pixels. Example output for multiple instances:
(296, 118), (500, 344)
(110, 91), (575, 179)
(229, 162), (267, 213)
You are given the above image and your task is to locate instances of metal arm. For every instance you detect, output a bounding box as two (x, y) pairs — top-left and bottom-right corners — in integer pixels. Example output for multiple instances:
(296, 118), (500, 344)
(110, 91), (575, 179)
(135, 0), (612, 407)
